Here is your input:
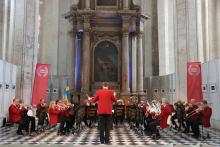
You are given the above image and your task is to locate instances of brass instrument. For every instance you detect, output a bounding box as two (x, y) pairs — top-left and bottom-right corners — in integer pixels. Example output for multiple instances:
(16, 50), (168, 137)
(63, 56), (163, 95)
(128, 96), (138, 105)
(185, 104), (204, 119)
(151, 100), (161, 114)
(146, 100), (161, 115)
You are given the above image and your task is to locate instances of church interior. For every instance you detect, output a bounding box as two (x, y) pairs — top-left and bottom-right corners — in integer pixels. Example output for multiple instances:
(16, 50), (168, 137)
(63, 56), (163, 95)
(0, 0), (220, 146)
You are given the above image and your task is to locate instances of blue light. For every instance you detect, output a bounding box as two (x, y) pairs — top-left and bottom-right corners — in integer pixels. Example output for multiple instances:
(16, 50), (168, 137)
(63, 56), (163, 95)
(74, 32), (82, 91)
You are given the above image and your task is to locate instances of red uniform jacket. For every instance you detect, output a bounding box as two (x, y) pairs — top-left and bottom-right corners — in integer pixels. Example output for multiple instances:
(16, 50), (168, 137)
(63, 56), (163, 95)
(36, 104), (41, 110)
(89, 89), (117, 114)
(156, 104), (172, 128)
(9, 104), (22, 123)
(48, 109), (60, 125)
(58, 109), (65, 121)
(168, 104), (175, 113)
(202, 106), (212, 128)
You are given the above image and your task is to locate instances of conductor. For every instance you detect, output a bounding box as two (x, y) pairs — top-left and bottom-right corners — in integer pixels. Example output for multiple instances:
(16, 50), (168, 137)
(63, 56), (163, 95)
(88, 82), (117, 144)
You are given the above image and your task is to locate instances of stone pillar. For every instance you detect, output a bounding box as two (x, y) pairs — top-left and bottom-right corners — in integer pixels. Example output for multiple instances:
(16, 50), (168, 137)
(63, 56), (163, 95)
(137, 32), (144, 93)
(131, 33), (137, 93)
(123, 0), (129, 10)
(122, 31), (129, 94)
(121, 16), (130, 94)
(70, 28), (76, 89)
(81, 15), (90, 93)
(1, 0), (9, 60)
(85, 0), (90, 9)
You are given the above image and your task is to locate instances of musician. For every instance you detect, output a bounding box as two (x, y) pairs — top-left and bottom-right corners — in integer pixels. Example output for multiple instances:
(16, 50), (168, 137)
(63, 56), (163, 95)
(55, 100), (67, 135)
(145, 98), (172, 139)
(139, 100), (147, 113)
(59, 101), (75, 135)
(171, 100), (185, 130)
(144, 103), (158, 136)
(36, 98), (48, 131)
(88, 82), (117, 144)
(48, 101), (60, 126)
(156, 98), (172, 129)
(22, 103), (36, 135)
(9, 98), (26, 135)
(9, 98), (36, 135)
(201, 100), (212, 139)
(184, 99), (202, 138)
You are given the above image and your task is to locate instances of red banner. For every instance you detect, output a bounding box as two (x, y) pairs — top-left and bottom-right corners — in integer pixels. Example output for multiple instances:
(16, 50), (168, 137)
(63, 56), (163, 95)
(187, 62), (203, 102)
(32, 64), (50, 107)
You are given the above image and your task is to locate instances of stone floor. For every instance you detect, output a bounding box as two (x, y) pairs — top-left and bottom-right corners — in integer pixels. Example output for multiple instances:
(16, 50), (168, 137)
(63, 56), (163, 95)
(0, 123), (219, 147)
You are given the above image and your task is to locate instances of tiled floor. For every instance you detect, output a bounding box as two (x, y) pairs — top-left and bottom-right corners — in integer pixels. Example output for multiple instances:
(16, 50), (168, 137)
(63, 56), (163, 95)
(0, 123), (219, 146)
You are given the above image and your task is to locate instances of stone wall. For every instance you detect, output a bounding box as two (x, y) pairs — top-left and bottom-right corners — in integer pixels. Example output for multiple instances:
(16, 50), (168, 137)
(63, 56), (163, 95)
(1, 0), (220, 104)
(141, 0), (154, 77)
(158, 0), (175, 76)
(0, 0), (39, 104)
(38, 0), (74, 98)
(0, 0), (3, 59)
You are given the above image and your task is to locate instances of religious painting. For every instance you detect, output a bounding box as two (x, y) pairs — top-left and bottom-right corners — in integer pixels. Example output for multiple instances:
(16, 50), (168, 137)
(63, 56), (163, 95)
(94, 41), (118, 82)
(97, 0), (117, 6)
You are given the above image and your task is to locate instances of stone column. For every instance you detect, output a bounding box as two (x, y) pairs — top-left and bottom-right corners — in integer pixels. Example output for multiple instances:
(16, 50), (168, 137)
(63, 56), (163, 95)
(1, 0), (9, 60)
(123, 0), (129, 10)
(122, 31), (129, 93)
(131, 33), (137, 93)
(81, 15), (90, 93)
(85, 0), (90, 9)
(70, 28), (76, 89)
(137, 32), (144, 93)
(121, 16), (130, 94)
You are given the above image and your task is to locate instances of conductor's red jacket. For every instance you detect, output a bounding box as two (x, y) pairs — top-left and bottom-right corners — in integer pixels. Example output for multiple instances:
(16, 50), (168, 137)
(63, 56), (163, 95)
(202, 106), (212, 128)
(89, 89), (117, 114)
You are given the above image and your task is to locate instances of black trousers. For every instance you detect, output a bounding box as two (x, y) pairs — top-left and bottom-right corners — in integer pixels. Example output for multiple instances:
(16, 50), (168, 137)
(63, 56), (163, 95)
(184, 117), (193, 132)
(171, 114), (185, 130)
(99, 114), (112, 143)
(17, 116), (36, 133)
(26, 116), (36, 132)
(37, 112), (48, 126)
(148, 119), (160, 136)
(59, 116), (73, 133)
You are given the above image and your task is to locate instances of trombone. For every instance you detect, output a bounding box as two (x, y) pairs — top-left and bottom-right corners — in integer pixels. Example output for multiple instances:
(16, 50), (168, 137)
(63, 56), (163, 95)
(185, 105), (204, 119)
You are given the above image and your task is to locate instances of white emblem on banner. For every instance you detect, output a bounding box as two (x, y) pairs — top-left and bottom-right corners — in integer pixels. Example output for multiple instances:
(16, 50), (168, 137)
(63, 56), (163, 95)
(37, 65), (48, 77)
(188, 64), (200, 76)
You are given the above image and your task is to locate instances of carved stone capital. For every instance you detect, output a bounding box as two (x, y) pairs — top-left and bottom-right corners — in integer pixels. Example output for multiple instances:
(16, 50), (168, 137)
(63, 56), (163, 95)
(83, 15), (91, 23)
(82, 15), (91, 32)
(121, 15), (130, 23)
(122, 30), (129, 37)
(136, 31), (143, 38)
(69, 28), (77, 36)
